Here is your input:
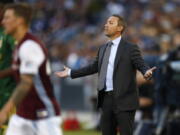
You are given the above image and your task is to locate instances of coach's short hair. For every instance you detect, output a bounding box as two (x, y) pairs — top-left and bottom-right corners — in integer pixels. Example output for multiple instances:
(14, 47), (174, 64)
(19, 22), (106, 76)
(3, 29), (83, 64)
(112, 14), (127, 33)
(4, 3), (32, 26)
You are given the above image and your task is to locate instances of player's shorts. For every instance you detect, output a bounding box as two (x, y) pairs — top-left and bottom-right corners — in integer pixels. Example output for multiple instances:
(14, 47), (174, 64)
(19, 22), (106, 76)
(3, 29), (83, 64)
(5, 114), (63, 135)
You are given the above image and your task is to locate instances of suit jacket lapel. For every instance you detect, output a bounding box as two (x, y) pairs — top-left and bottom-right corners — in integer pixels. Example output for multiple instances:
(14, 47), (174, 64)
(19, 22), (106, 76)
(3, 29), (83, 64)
(114, 38), (125, 70)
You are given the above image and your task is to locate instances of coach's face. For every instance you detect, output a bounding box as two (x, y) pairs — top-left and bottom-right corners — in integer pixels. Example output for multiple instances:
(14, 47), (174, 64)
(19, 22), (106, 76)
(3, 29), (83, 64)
(104, 16), (122, 38)
(2, 9), (20, 35)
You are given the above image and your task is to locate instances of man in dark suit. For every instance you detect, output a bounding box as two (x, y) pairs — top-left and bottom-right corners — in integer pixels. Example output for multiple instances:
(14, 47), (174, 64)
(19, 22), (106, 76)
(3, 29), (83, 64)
(55, 15), (156, 135)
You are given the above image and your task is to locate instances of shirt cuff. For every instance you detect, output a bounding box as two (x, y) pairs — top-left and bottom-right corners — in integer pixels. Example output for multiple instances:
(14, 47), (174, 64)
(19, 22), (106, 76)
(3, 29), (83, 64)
(68, 69), (71, 77)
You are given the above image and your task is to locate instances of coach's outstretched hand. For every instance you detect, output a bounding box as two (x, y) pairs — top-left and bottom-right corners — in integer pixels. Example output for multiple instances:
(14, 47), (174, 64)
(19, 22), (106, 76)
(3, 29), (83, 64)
(144, 66), (157, 80)
(55, 66), (70, 78)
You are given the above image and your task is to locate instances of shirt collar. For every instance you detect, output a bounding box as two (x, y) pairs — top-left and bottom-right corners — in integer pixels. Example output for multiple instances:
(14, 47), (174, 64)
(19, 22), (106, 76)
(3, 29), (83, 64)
(111, 36), (121, 46)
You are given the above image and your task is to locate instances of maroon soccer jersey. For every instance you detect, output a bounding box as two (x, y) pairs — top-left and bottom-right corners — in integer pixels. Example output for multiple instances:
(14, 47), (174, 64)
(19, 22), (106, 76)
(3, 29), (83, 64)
(12, 33), (60, 120)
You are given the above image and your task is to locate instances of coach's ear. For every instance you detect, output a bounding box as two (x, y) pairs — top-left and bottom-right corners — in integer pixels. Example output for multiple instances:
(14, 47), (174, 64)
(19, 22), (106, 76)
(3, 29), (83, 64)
(117, 25), (123, 33)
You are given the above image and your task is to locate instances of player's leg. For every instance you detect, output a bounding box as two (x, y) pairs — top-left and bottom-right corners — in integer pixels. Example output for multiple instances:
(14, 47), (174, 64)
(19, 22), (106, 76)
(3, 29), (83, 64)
(36, 116), (63, 135)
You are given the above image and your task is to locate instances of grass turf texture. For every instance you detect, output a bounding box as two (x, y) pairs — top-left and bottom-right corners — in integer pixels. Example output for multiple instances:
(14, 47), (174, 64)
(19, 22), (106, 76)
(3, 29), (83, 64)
(64, 130), (100, 135)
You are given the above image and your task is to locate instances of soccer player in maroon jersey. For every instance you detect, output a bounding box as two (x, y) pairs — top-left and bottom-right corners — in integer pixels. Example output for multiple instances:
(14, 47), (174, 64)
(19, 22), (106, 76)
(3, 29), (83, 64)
(0, 3), (63, 135)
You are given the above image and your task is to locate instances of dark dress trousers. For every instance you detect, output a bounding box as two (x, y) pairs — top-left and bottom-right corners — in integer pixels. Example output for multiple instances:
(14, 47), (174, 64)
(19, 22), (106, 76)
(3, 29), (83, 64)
(71, 38), (149, 135)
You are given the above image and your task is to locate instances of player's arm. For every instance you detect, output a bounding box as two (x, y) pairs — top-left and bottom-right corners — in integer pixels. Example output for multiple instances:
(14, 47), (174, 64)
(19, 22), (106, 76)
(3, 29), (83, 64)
(0, 74), (33, 126)
(0, 67), (14, 79)
(0, 74), (33, 113)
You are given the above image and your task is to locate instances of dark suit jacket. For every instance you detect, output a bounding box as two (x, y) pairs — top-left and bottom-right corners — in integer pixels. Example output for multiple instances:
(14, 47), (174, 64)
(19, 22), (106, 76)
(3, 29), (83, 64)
(71, 38), (149, 111)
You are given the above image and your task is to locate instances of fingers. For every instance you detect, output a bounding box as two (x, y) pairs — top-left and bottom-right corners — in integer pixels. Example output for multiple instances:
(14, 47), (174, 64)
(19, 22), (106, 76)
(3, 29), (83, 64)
(54, 65), (70, 78)
(54, 72), (61, 76)
(150, 66), (157, 72)
(144, 70), (153, 80)
(54, 72), (65, 77)
(144, 73), (152, 80)
(54, 71), (68, 78)
(144, 67), (157, 80)
(144, 74), (151, 79)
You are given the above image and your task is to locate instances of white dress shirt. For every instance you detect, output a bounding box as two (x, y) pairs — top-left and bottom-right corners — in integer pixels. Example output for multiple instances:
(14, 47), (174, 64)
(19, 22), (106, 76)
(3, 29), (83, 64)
(68, 36), (122, 91)
(105, 36), (121, 91)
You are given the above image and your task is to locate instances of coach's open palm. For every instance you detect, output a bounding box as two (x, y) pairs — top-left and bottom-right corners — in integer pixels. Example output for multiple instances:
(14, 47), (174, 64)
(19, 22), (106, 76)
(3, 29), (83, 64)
(55, 66), (70, 78)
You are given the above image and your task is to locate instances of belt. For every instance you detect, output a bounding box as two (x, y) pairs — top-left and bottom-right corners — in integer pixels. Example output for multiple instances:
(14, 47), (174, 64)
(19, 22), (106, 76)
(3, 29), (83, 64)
(104, 90), (114, 96)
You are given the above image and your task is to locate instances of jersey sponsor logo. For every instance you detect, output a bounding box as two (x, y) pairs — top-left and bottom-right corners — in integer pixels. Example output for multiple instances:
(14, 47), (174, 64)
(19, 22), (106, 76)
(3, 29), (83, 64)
(36, 109), (48, 118)
(25, 61), (34, 67)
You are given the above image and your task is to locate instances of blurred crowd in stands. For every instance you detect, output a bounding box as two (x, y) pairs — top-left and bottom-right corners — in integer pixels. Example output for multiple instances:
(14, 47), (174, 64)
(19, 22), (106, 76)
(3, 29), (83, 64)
(18, 0), (180, 60)
(11, 0), (180, 134)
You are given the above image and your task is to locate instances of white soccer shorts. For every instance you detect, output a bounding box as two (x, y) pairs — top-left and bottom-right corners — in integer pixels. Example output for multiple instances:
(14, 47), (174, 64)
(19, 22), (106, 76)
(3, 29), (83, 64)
(6, 114), (63, 135)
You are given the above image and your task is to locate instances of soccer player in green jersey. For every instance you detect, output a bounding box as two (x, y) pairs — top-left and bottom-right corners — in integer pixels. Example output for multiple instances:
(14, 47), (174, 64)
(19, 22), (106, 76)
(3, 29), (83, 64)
(0, 1), (16, 135)
(0, 26), (16, 109)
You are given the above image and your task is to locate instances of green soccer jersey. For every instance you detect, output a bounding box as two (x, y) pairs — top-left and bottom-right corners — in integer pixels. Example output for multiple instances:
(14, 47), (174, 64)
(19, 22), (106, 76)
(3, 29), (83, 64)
(0, 27), (16, 109)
